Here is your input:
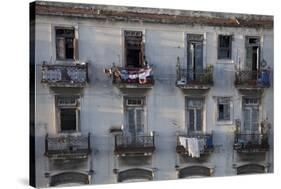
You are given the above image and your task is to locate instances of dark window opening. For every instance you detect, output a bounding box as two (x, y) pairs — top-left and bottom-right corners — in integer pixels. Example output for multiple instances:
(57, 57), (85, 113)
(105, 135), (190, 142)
(217, 98), (231, 121)
(125, 31), (144, 68)
(218, 104), (224, 120)
(218, 35), (232, 59)
(60, 108), (76, 132)
(246, 37), (260, 80)
(56, 28), (75, 60)
(249, 38), (258, 44)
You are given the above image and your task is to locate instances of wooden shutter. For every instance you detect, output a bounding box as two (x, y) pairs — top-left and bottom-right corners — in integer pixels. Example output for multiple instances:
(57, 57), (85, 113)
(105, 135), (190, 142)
(194, 42), (203, 73)
(252, 107), (259, 133)
(245, 47), (253, 70)
(136, 109), (144, 134)
(127, 109), (135, 136)
(140, 41), (145, 67)
(73, 38), (77, 61)
(224, 103), (230, 120)
(187, 43), (194, 80)
(188, 110), (195, 132)
(243, 108), (251, 132)
(196, 109), (202, 131)
(56, 37), (66, 59)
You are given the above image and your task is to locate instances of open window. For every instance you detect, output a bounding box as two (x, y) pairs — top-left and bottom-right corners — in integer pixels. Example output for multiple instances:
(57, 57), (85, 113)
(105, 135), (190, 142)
(55, 27), (76, 60)
(245, 36), (260, 75)
(218, 35), (232, 59)
(56, 96), (80, 133)
(124, 30), (144, 68)
(217, 97), (231, 121)
(187, 34), (204, 80)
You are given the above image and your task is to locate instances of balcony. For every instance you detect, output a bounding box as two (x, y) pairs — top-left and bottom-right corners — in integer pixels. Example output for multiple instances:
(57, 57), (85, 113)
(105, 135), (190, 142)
(45, 133), (91, 159)
(176, 67), (213, 90)
(234, 70), (270, 89)
(41, 63), (88, 88)
(176, 134), (214, 158)
(104, 65), (154, 89)
(233, 133), (269, 153)
(114, 134), (155, 156)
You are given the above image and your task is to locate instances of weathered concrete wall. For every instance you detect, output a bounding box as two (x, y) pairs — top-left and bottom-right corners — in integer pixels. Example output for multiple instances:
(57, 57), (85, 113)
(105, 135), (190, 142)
(34, 14), (273, 187)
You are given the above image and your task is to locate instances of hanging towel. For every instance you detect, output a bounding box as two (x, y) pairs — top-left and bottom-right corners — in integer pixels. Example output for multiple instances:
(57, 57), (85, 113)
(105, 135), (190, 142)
(187, 138), (200, 158)
(139, 68), (152, 80)
(179, 136), (187, 149)
(198, 138), (206, 153)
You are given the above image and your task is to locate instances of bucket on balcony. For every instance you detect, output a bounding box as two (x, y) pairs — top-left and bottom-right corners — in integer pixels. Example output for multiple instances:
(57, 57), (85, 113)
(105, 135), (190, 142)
(258, 70), (270, 86)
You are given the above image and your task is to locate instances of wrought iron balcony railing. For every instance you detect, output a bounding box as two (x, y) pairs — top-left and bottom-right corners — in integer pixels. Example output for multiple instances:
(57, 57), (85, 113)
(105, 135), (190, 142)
(42, 63), (88, 87)
(45, 133), (91, 158)
(233, 133), (269, 152)
(176, 68), (213, 89)
(176, 133), (214, 157)
(114, 134), (155, 155)
(234, 70), (270, 88)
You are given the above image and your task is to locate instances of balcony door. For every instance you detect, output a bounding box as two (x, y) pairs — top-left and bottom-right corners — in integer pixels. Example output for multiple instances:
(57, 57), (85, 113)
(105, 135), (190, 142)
(187, 34), (203, 80)
(124, 97), (145, 137)
(186, 97), (204, 134)
(245, 37), (260, 79)
(127, 108), (144, 137)
(242, 98), (260, 134)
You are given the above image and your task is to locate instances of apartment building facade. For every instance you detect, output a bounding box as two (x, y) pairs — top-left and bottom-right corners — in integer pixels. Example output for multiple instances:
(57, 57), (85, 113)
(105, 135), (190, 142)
(30, 1), (274, 187)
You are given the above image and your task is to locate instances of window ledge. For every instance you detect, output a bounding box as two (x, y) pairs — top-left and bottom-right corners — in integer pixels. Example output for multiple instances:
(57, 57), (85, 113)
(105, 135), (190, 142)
(216, 59), (234, 64)
(55, 59), (79, 64)
(58, 132), (82, 136)
(216, 121), (234, 126)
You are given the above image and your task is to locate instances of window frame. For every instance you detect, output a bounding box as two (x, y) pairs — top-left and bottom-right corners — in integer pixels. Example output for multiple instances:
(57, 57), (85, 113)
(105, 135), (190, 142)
(54, 26), (77, 61)
(185, 97), (205, 134)
(217, 97), (231, 122)
(216, 97), (233, 125)
(242, 97), (261, 133)
(123, 96), (146, 136)
(55, 95), (80, 133)
(217, 35), (232, 60)
(123, 30), (145, 68)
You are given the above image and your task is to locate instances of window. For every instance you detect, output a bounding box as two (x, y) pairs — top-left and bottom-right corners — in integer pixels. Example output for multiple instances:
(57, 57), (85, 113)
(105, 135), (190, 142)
(124, 97), (145, 136)
(186, 34), (204, 80)
(245, 36), (260, 72)
(186, 98), (204, 133)
(124, 30), (144, 68)
(217, 97), (231, 121)
(243, 97), (260, 133)
(55, 27), (75, 60)
(56, 96), (79, 132)
(218, 35), (232, 59)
